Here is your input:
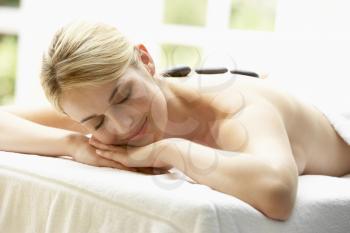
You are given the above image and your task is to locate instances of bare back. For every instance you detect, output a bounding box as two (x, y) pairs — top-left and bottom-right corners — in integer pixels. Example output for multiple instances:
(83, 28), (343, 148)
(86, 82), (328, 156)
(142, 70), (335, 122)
(188, 76), (350, 176)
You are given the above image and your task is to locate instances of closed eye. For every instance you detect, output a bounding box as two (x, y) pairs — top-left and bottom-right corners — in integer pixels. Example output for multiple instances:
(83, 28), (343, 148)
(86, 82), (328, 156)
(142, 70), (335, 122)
(111, 89), (131, 106)
(94, 117), (105, 130)
(119, 91), (130, 104)
(94, 90), (131, 131)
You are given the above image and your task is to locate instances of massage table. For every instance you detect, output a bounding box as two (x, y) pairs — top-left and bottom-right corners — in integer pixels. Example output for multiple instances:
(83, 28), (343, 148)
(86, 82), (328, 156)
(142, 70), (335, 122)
(0, 151), (349, 233)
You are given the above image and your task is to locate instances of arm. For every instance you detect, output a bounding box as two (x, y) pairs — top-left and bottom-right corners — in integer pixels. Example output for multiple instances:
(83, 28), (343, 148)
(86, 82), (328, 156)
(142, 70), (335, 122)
(158, 139), (296, 221)
(0, 110), (76, 156)
(158, 104), (298, 221)
(0, 110), (133, 170)
(0, 105), (88, 134)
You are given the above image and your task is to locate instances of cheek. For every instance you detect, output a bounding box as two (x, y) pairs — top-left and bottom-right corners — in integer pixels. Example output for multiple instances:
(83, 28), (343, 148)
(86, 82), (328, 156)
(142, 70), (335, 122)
(149, 88), (168, 131)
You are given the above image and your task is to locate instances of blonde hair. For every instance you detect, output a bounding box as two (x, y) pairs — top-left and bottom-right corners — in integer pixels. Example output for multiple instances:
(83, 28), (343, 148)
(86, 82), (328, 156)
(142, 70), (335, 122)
(40, 21), (139, 112)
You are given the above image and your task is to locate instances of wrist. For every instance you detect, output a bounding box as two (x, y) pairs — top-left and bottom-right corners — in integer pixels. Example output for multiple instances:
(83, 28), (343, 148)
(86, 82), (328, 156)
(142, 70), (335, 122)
(155, 138), (188, 169)
(63, 133), (87, 157)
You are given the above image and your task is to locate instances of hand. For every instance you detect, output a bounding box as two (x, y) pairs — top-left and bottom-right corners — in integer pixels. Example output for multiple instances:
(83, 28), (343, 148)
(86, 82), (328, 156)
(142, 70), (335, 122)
(65, 134), (137, 172)
(89, 137), (173, 169)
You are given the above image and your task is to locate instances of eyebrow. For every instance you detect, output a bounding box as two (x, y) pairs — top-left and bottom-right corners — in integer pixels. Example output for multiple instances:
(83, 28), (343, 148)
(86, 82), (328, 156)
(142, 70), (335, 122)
(79, 85), (120, 123)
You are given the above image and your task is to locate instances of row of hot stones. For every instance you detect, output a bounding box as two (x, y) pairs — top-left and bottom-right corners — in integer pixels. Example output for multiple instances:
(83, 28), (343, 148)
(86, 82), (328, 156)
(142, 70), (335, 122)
(161, 66), (259, 78)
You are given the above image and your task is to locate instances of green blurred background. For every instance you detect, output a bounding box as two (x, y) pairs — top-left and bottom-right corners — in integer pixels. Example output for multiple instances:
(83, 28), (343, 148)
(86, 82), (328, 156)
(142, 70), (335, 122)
(0, 0), (277, 105)
(0, 0), (20, 105)
(160, 0), (276, 76)
(0, 35), (17, 105)
(0, 0), (19, 7)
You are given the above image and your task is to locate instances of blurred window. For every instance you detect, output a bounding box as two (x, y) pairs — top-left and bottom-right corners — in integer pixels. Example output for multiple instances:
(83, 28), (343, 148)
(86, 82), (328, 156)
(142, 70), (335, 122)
(163, 0), (207, 26)
(229, 0), (277, 31)
(160, 0), (277, 69)
(0, 0), (20, 7)
(160, 43), (202, 69)
(0, 34), (17, 104)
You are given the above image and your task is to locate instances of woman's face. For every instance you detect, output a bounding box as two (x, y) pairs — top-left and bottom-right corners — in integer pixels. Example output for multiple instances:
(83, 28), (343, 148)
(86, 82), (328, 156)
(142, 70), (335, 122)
(60, 66), (168, 146)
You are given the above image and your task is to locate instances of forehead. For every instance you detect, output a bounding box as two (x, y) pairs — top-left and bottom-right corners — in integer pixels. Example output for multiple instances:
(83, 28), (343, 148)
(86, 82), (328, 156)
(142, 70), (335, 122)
(61, 80), (116, 121)
(60, 68), (139, 121)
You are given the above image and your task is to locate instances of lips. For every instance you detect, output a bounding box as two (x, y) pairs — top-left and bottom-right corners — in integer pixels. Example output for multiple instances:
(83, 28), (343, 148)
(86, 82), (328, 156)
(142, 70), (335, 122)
(123, 117), (148, 141)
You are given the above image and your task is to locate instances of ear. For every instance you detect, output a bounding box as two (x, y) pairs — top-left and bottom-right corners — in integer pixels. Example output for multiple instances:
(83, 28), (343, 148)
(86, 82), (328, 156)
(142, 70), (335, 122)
(135, 44), (155, 76)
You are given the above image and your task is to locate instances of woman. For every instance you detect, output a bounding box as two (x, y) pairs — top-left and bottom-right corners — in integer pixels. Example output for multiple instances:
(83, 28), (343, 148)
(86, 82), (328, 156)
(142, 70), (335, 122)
(2, 21), (350, 221)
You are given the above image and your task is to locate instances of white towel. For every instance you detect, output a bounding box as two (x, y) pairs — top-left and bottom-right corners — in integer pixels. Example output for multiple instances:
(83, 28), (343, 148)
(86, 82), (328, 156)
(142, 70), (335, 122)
(314, 104), (350, 145)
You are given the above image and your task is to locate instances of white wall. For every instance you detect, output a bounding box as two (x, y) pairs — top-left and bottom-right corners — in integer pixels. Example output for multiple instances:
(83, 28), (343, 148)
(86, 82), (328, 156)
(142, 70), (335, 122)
(15, 0), (163, 105)
(271, 0), (350, 110)
(12, 0), (350, 110)
(12, 0), (277, 106)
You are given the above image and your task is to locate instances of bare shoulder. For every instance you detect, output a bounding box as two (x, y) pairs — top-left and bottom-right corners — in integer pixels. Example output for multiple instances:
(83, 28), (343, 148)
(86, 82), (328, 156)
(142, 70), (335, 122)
(205, 77), (299, 149)
(208, 77), (350, 176)
(206, 78), (303, 174)
(203, 76), (298, 121)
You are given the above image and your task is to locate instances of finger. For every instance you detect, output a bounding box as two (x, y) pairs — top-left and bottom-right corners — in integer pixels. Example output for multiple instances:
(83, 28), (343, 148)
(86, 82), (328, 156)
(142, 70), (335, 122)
(89, 138), (108, 149)
(90, 138), (127, 153)
(97, 157), (136, 172)
(89, 137), (107, 147)
(89, 136), (102, 145)
(89, 136), (102, 144)
(90, 139), (117, 151)
(96, 149), (129, 166)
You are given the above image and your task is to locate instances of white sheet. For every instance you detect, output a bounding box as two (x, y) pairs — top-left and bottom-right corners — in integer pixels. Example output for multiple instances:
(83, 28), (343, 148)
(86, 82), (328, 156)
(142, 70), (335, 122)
(313, 103), (350, 146)
(1, 151), (350, 233)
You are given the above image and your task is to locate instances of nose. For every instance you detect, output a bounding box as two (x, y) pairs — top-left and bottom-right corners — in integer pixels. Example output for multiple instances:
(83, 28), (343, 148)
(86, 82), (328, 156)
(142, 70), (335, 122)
(105, 114), (133, 137)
